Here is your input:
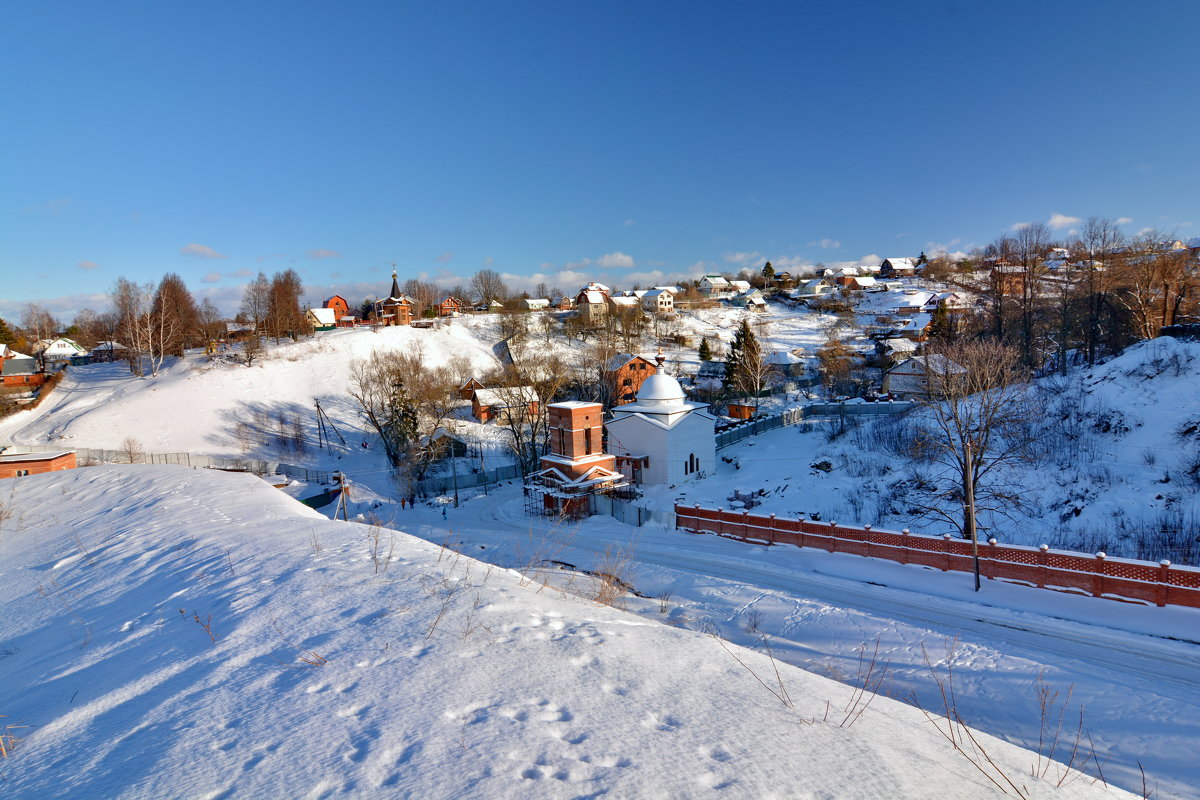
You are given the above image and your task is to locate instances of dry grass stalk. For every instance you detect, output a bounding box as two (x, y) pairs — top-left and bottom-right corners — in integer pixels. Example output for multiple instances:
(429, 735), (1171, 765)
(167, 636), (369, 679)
(840, 636), (889, 729)
(0, 717), (31, 758)
(592, 545), (634, 608)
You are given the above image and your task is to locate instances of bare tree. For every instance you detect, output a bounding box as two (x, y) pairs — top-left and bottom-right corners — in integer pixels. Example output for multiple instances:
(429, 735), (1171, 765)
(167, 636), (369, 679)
(1012, 222), (1050, 367)
(240, 272), (271, 332)
(20, 303), (58, 344)
(1074, 216), (1124, 364)
(910, 341), (1041, 591)
(489, 353), (574, 475)
(470, 269), (508, 304)
(111, 278), (174, 377)
(197, 298), (224, 344)
(1112, 231), (1197, 340)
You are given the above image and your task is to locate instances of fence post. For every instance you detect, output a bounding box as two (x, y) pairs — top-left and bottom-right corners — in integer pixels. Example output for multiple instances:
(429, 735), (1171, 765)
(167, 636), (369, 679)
(768, 513), (777, 545)
(986, 538), (998, 581)
(1038, 544), (1049, 588)
(1093, 552), (1106, 597)
(942, 534), (953, 571)
(863, 524), (871, 559)
(742, 510), (750, 541)
(1157, 560), (1171, 607)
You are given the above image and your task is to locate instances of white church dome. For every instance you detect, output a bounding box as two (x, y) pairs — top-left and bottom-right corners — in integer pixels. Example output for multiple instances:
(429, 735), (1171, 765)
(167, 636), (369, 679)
(635, 374), (686, 408)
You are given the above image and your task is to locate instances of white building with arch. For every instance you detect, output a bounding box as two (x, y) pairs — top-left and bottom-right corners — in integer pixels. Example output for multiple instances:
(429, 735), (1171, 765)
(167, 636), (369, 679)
(605, 373), (716, 486)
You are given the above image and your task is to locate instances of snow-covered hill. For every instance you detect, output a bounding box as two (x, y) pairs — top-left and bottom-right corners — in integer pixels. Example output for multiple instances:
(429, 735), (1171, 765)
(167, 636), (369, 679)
(0, 466), (1136, 799)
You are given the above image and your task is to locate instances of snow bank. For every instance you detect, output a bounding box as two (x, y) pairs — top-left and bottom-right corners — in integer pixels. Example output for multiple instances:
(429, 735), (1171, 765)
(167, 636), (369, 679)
(0, 466), (1132, 798)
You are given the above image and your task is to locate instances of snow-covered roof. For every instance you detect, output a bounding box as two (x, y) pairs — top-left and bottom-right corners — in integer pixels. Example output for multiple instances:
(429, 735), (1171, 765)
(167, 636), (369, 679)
(851, 276), (877, 288)
(701, 275), (730, 287)
(888, 354), (966, 376)
(765, 350), (803, 365)
(307, 308), (336, 325)
(897, 291), (936, 309)
(578, 290), (607, 304)
(605, 353), (651, 371)
(880, 338), (919, 353)
(91, 341), (127, 351)
(583, 281), (611, 293)
(474, 386), (538, 407)
(32, 338), (87, 356)
(883, 257), (916, 269)
(609, 295), (639, 308)
(729, 280), (752, 290)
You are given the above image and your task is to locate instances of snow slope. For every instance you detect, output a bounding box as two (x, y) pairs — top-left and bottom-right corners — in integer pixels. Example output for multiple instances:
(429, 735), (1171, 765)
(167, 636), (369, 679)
(0, 466), (1134, 799)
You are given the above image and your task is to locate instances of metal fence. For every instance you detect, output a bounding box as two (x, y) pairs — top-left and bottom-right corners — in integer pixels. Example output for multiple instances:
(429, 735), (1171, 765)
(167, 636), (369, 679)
(0, 444), (329, 485)
(591, 493), (676, 529)
(411, 463), (523, 497)
(714, 401), (914, 449)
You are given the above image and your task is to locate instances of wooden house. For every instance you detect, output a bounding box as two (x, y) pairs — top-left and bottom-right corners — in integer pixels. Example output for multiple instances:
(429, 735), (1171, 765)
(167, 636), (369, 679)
(376, 271), (415, 325)
(458, 377), (485, 400)
(324, 295), (350, 320)
(437, 297), (464, 317)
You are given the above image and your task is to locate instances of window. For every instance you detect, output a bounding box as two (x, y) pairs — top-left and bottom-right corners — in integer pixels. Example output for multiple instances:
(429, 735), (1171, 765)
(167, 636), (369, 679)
(622, 378), (632, 387)
(15, 469), (30, 477)
(585, 427), (593, 454)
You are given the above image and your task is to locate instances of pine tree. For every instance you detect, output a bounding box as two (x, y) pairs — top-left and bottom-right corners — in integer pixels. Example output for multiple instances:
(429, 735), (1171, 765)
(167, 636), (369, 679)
(723, 320), (761, 396)
(0, 316), (15, 346)
(698, 337), (713, 361)
(928, 302), (952, 341)
(917, 251), (928, 266)
(761, 261), (775, 282)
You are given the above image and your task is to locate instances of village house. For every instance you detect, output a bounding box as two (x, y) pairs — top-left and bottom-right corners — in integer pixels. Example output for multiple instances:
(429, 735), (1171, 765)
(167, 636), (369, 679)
(437, 296), (464, 317)
(605, 373), (717, 486)
(640, 288), (674, 313)
(471, 386), (539, 423)
(324, 295), (350, 321)
(555, 296), (576, 311)
(523, 298), (550, 311)
(602, 353), (657, 407)
(795, 277), (834, 301)
(305, 307), (337, 331)
(458, 377), (485, 400)
(880, 257), (917, 278)
(575, 286), (610, 326)
(699, 275), (734, 299)
(731, 288), (767, 309)
(526, 401), (627, 517)
(0, 450), (77, 479)
(893, 313), (933, 341)
(882, 354), (966, 399)
(895, 290), (937, 315)
(1, 350), (45, 389)
(32, 338), (88, 368)
(991, 266), (1026, 297)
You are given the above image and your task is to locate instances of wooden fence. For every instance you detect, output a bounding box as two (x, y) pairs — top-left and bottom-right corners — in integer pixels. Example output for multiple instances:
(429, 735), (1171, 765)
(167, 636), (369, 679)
(675, 505), (1200, 609)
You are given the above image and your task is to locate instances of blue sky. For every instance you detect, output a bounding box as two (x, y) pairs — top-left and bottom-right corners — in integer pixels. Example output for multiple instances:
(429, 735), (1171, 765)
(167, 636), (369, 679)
(3, 0), (1198, 319)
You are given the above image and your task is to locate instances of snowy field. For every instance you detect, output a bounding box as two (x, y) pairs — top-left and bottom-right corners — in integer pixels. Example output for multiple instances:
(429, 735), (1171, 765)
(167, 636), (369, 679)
(0, 466), (1146, 799)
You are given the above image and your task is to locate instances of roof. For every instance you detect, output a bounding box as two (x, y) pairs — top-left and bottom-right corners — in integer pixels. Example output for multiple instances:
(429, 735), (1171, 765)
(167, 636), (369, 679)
(701, 275), (730, 286)
(605, 353), (652, 371)
(609, 296), (639, 307)
(851, 276), (877, 287)
(307, 308), (336, 325)
(883, 257), (916, 269)
(324, 295), (347, 306)
(729, 280), (752, 290)
(887, 354), (966, 376)
(897, 291), (936, 309)
(578, 290), (607, 304)
(92, 341), (127, 351)
(548, 400), (602, 410)
(474, 386), (538, 407)
(880, 338), (919, 353)
(0, 451), (74, 463)
(33, 338), (87, 356)
(765, 350), (803, 365)
(642, 289), (672, 300)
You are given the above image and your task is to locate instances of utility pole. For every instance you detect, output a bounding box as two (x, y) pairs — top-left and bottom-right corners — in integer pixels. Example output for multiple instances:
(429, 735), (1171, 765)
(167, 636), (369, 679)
(333, 471), (351, 521)
(964, 440), (980, 592)
(450, 438), (460, 508)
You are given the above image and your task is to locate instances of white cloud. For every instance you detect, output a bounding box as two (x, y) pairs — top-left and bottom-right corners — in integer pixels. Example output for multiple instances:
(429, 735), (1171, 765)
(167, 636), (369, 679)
(308, 249), (341, 260)
(1138, 227), (1155, 236)
(595, 251), (635, 269)
(435, 251), (454, 264)
(482, 256), (495, 267)
(722, 251), (762, 265)
(1010, 221), (1031, 232)
(1048, 213), (1082, 230)
(1116, 217), (1133, 225)
(181, 243), (227, 259)
(807, 238), (841, 250)
(77, 260), (99, 271)
(624, 219), (637, 227)
(896, 232), (911, 238)
(202, 272), (222, 284)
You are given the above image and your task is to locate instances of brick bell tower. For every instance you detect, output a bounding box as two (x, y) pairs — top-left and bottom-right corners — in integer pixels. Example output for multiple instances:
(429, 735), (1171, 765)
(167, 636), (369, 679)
(528, 400), (625, 517)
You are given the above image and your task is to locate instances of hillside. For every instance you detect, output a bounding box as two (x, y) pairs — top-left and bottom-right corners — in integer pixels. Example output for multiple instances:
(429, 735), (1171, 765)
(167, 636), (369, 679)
(0, 466), (1136, 799)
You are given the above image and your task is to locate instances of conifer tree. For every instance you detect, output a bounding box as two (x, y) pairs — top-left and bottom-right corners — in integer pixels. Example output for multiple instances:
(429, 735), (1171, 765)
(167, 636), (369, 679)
(698, 337), (713, 361)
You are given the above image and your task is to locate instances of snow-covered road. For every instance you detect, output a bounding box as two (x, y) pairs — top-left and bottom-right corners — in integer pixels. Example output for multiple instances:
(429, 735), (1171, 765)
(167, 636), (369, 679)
(388, 490), (1200, 799)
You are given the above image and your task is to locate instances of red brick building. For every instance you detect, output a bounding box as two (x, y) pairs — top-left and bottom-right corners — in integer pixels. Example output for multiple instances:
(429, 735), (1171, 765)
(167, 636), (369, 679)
(602, 353), (657, 407)
(527, 401), (626, 517)
(0, 451), (76, 479)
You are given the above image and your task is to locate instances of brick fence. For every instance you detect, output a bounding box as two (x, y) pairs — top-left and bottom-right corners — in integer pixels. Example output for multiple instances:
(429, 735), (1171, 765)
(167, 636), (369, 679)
(675, 505), (1200, 609)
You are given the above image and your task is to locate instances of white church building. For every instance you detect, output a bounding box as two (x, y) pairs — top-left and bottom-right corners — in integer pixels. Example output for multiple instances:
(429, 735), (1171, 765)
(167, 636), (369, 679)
(605, 373), (716, 486)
